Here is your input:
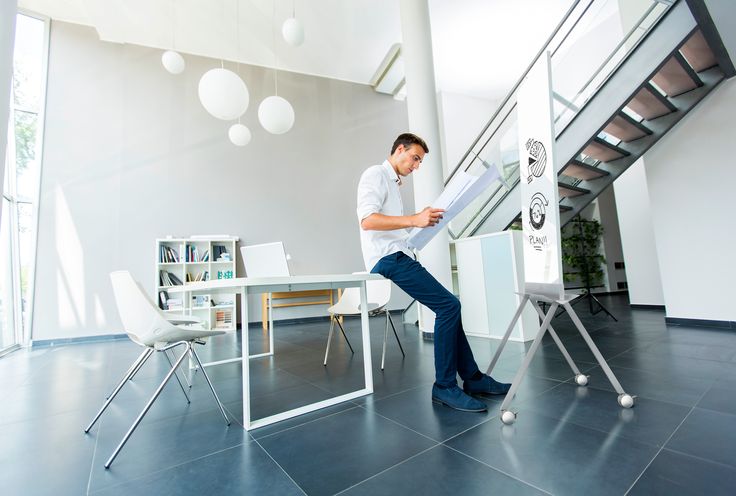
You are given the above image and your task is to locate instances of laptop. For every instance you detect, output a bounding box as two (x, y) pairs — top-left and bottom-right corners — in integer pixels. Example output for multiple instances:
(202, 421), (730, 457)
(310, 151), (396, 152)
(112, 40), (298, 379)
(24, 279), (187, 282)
(240, 242), (291, 278)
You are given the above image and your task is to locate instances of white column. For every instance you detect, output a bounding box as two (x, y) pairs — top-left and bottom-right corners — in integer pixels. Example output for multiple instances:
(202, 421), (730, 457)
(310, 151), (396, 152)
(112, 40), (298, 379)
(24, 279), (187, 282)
(399, 0), (452, 334)
(0, 1), (18, 224)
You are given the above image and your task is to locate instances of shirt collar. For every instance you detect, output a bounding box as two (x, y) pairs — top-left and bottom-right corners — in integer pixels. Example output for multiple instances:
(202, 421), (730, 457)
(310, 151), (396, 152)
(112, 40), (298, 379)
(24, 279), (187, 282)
(382, 160), (402, 186)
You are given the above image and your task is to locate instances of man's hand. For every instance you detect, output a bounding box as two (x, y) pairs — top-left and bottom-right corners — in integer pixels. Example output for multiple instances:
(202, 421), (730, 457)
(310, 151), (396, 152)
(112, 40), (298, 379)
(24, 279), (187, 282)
(413, 207), (444, 228)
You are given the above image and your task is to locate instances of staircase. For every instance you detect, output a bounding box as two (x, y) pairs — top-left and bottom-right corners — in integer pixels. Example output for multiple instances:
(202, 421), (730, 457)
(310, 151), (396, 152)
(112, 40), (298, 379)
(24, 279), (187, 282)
(446, 0), (731, 239)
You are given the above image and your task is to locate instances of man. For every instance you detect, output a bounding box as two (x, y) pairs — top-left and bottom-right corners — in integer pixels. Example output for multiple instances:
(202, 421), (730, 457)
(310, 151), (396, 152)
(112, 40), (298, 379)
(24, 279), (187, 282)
(357, 132), (511, 412)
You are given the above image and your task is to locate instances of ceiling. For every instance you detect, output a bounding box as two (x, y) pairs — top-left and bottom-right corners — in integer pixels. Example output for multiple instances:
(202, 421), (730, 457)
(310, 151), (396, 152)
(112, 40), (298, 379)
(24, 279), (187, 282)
(17, 0), (574, 101)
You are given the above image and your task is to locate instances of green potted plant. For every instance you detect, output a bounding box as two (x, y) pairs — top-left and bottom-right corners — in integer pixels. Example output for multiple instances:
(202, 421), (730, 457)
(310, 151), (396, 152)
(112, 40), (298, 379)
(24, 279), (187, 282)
(561, 216), (605, 292)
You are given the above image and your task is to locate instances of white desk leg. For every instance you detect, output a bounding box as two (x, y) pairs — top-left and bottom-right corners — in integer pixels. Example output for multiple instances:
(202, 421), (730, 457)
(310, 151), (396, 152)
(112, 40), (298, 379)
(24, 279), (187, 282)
(268, 293), (275, 356)
(241, 290), (251, 430)
(360, 282), (374, 393)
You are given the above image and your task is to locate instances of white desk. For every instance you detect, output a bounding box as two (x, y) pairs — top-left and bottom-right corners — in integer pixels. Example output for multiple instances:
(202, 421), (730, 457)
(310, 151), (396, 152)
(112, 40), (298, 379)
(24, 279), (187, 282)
(167, 273), (383, 430)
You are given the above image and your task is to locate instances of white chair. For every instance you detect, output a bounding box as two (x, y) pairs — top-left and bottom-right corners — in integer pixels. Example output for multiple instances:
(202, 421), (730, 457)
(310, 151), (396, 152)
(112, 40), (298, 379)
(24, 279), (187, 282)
(323, 274), (405, 370)
(84, 271), (230, 469)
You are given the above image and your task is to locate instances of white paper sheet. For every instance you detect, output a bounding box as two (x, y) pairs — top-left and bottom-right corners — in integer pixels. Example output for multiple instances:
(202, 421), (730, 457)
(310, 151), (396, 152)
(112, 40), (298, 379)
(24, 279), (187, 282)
(407, 164), (502, 250)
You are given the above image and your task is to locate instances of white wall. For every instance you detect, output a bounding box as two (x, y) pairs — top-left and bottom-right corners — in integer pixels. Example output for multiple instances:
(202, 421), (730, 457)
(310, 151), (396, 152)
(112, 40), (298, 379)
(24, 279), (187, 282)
(0, 1), (18, 219)
(596, 185), (627, 292)
(643, 78), (736, 321)
(32, 21), (413, 340)
(613, 158), (665, 305)
(437, 91), (499, 176)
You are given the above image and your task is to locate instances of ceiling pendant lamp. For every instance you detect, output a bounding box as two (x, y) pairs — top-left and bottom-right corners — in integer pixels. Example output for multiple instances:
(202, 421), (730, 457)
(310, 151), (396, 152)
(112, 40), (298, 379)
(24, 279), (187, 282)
(199, 1), (249, 122)
(162, 1), (185, 74)
(282, 19), (304, 47)
(229, 122), (252, 146)
(198, 67), (249, 121)
(161, 50), (185, 74)
(258, 96), (294, 135)
(259, 0), (295, 135)
(282, 0), (304, 46)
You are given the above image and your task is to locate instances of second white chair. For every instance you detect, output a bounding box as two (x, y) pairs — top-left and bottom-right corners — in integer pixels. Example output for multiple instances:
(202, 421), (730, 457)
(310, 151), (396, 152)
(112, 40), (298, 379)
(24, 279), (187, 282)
(323, 274), (405, 370)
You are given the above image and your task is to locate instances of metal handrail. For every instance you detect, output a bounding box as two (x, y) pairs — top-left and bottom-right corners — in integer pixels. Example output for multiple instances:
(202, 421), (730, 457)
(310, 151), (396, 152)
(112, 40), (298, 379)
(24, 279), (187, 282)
(444, 0), (589, 185)
(447, 0), (675, 239)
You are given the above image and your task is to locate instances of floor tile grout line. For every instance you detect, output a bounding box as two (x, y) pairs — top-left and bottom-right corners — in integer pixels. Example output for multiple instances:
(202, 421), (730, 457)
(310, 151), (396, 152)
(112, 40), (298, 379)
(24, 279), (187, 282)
(558, 381), (711, 411)
(86, 441), (256, 495)
(442, 444), (553, 495)
(252, 404), (362, 441)
(442, 380), (567, 445)
(623, 386), (711, 495)
(355, 402), (449, 444)
(251, 437), (309, 496)
(85, 411), (104, 495)
(349, 381), (434, 405)
(331, 444), (440, 496)
(661, 446), (736, 471)
(84, 402), (245, 493)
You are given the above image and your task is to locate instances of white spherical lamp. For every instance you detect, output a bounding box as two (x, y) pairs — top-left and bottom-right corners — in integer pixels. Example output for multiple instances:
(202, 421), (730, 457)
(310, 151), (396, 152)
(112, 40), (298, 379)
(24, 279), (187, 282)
(161, 50), (186, 74)
(282, 18), (305, 47)
(258, 96), (295, 134)
(228, 123), (252, 147)
(198, 68), (249, 121)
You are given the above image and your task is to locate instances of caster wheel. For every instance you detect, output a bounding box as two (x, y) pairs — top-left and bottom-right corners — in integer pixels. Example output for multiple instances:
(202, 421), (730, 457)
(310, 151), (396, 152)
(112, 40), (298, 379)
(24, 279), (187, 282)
(618, 393), (635, 408)
(501, 410), (516, 425)
(575, 374), (589, 386)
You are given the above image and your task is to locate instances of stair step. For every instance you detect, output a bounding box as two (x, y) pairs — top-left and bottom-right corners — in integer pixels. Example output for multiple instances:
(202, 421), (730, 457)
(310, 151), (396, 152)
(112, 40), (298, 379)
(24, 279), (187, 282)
(652, 53), (703, 97)
(603, 113), (652, 142)
(558, 183), (590, 198)
(626, 84), (676, 120)
(680, 30), (717, 72)
(561, 160), (610, 181)
(582, 138), (630, 162)
(559, 204), (573, 212)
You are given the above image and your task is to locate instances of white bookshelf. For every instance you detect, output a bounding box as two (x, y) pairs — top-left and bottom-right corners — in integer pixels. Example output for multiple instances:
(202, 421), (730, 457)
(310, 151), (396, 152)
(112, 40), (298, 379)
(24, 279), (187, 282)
(156, 236), (239, 331)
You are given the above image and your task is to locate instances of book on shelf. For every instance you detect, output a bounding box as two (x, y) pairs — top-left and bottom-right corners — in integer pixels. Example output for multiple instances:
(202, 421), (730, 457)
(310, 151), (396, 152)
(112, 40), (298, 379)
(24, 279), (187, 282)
(200, 249), (210, 262)
(212, 245), (226, 261)
(159, 245), (179, 263)
(215, 309), (233, 329)
(186, 245), (201, 262)
(158, 290), (169, 310)
(185, 270), (210, 283)
(159, 270), (183, 286)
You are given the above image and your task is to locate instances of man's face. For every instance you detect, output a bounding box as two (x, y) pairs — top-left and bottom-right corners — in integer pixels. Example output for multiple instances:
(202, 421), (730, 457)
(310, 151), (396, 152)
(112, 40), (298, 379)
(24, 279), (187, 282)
(394, 144), (425, 177)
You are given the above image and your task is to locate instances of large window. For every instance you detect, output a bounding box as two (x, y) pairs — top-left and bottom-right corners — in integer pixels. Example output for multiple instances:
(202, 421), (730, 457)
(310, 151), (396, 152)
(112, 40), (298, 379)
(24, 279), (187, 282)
(1, 12), (47, 354)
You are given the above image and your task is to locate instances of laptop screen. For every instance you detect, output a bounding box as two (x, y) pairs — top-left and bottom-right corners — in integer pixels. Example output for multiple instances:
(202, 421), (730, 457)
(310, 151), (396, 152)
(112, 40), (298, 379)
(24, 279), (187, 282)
(240, 242), (291, 277)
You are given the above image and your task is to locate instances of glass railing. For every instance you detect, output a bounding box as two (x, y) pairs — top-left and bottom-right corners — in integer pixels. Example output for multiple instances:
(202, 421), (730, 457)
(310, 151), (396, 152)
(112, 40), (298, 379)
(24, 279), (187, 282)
(447, 0), (674, 239)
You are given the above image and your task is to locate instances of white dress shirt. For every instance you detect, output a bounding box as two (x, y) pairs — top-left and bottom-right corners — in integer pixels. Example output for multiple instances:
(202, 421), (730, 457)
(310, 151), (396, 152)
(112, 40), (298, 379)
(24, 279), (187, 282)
(356, 160), (414, 271)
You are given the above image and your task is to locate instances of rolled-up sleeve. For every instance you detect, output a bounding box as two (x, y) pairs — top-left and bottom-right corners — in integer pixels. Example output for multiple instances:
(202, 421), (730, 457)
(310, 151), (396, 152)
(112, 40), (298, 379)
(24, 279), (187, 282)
(357, 167), (385, 222)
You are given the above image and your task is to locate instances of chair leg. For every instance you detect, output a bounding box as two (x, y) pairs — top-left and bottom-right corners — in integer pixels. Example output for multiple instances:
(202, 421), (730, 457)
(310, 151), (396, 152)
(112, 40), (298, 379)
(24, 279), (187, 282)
(189, 346), (231, 426)
(381, 312), (389, 370)
(104, 343), (190, 469)
(127, 347), (152, 383)
(387, 312), (405, 357)
(168, 348), (192, 388)
(105, 348), (149, 400)
(163, 348), (190, 404)
(85, 348), (153, 433)
(188, 348), (200, 381)
(324, 315), (336, 366)
(335, 318), (355, 354)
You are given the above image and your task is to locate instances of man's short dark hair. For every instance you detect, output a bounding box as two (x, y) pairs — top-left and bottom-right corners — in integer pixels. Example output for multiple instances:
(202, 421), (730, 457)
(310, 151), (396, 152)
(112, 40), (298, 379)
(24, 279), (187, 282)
(391, 133), (429, 155)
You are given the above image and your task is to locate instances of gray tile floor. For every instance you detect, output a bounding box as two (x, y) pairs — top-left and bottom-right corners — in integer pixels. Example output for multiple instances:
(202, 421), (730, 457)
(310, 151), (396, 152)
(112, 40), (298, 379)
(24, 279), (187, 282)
(2, 295), (736, 495)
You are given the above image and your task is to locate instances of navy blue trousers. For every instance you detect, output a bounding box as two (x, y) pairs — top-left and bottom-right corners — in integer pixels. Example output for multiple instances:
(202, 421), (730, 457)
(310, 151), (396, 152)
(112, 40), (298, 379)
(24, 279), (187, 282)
(371, 252), (481, 387)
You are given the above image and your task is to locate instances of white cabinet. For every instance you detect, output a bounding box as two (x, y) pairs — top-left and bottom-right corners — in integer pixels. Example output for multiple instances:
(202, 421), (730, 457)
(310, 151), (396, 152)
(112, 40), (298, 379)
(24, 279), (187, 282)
(156, 236), (239, 330)
(454, 231), (538, 342)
